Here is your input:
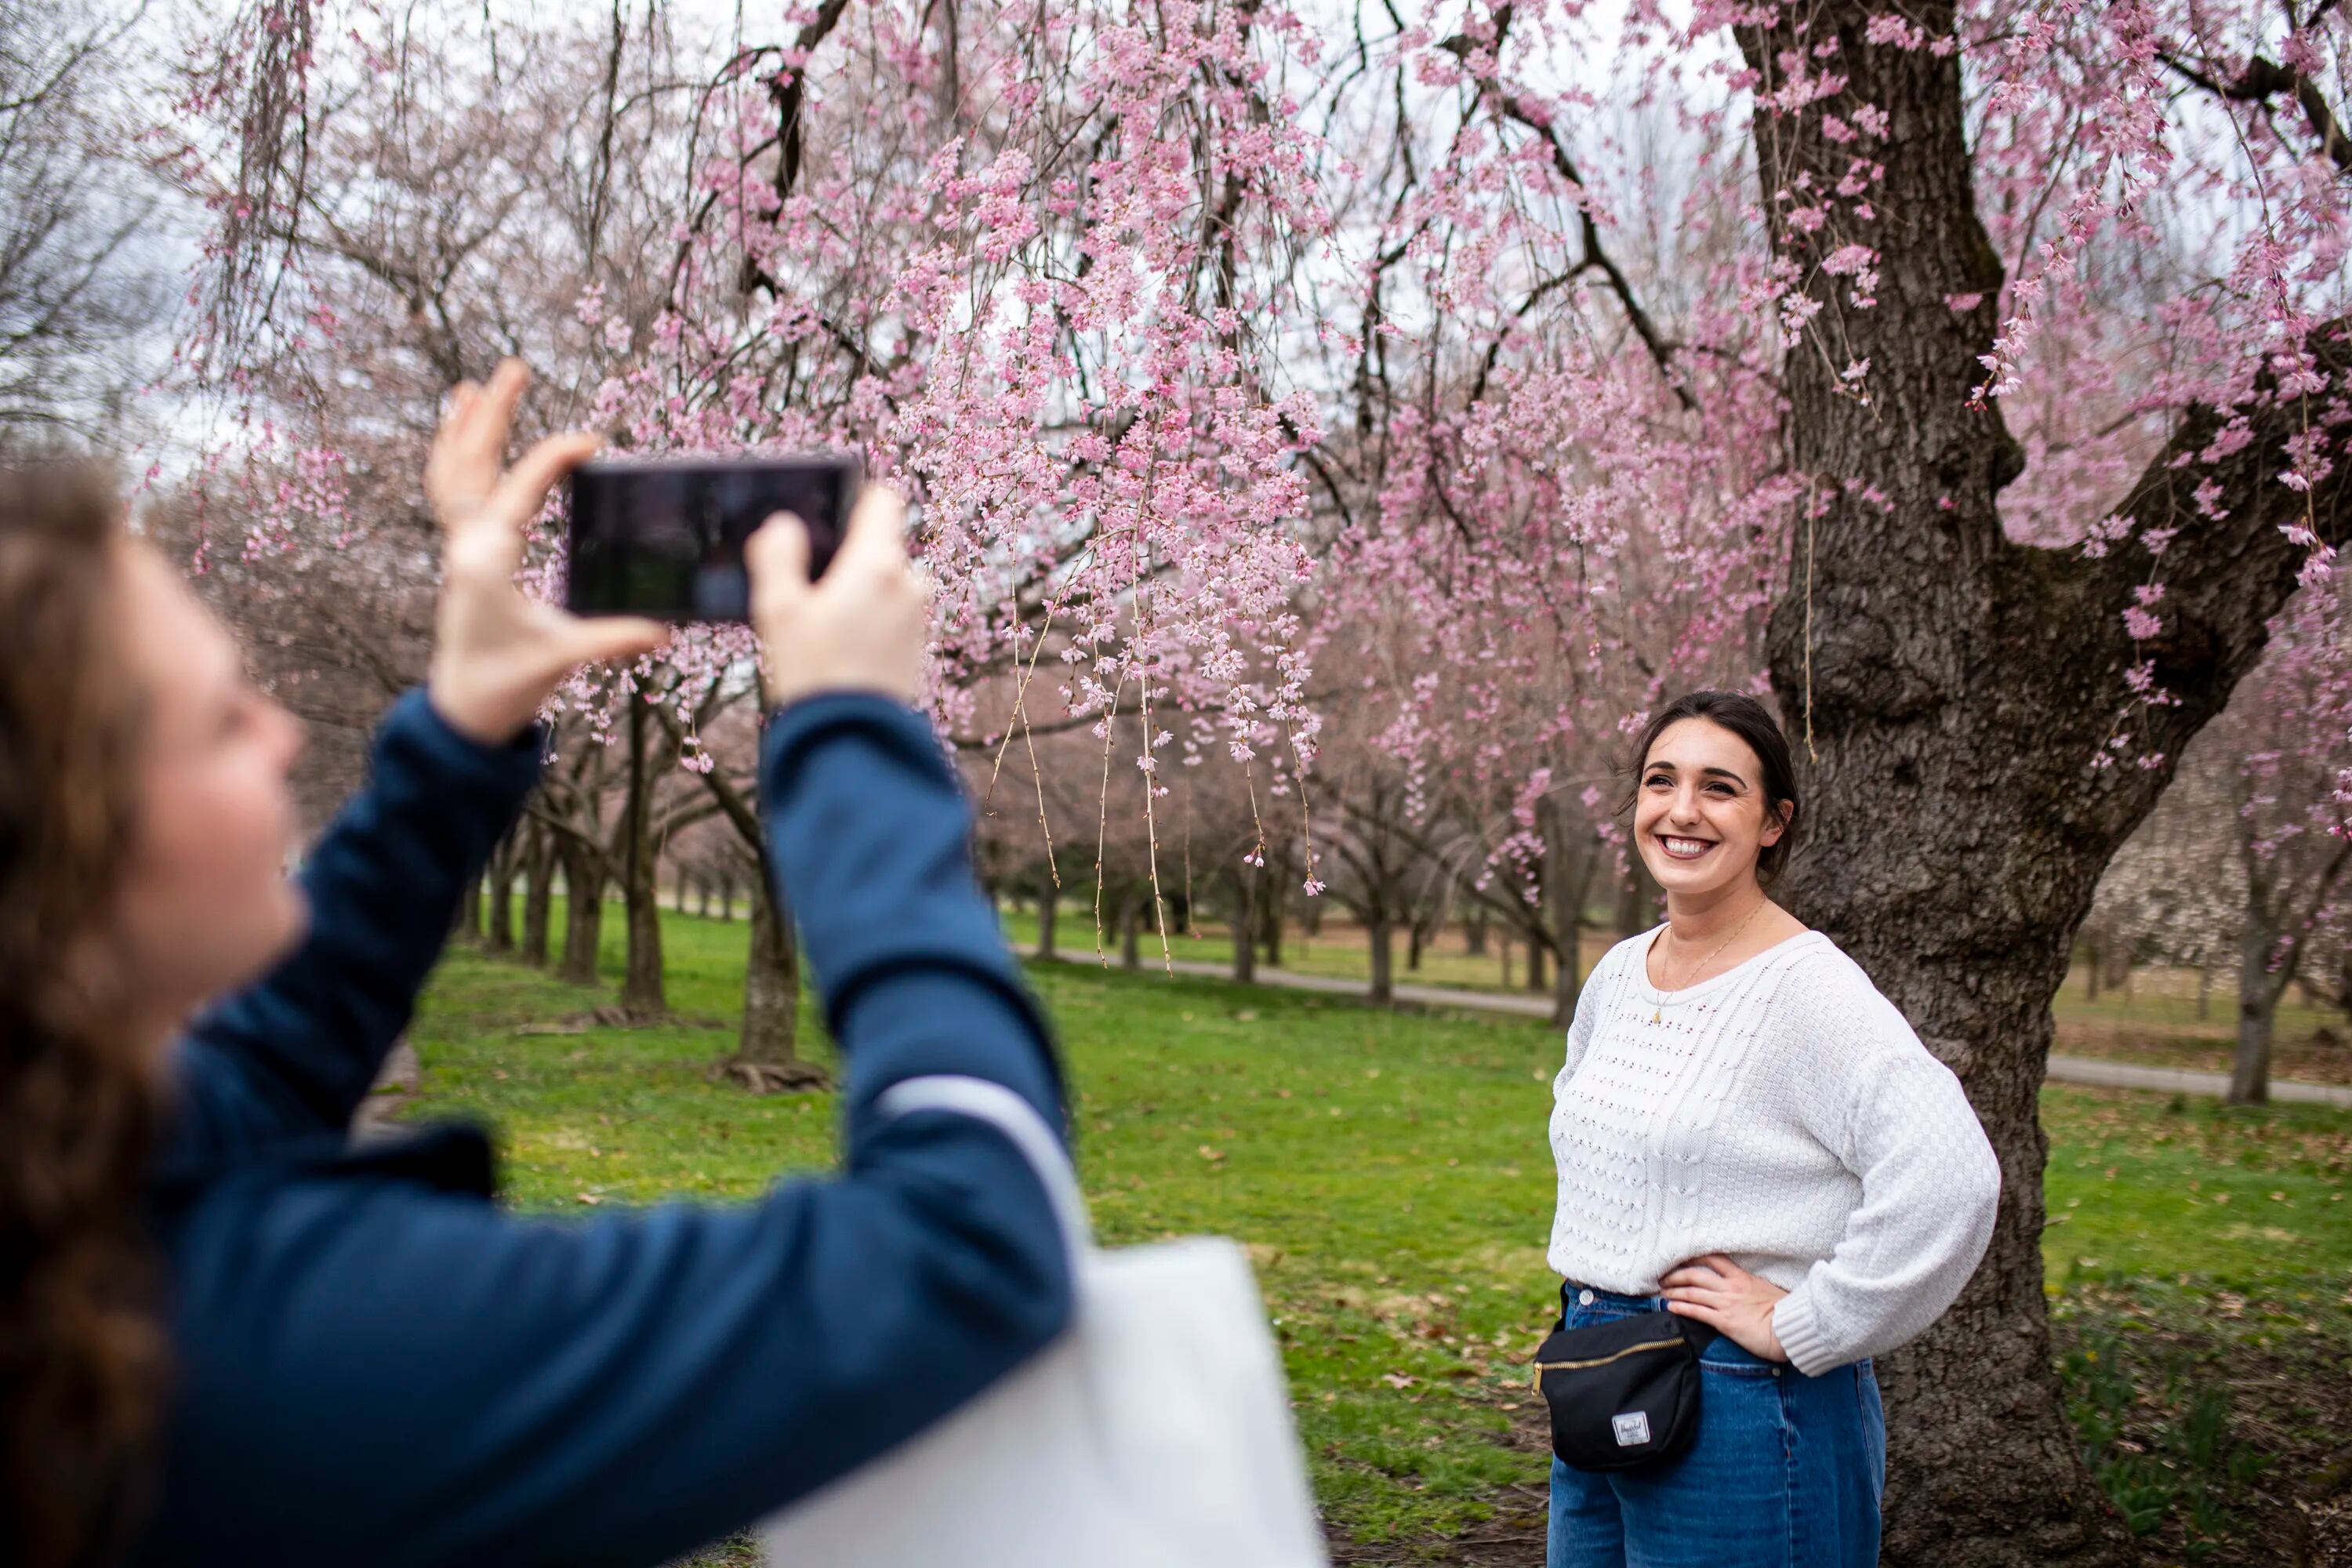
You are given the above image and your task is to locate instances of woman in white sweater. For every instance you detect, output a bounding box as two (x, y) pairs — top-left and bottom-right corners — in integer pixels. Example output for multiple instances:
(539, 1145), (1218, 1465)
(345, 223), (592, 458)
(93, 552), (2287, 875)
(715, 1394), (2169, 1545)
(1545, 690), (2000, 1568)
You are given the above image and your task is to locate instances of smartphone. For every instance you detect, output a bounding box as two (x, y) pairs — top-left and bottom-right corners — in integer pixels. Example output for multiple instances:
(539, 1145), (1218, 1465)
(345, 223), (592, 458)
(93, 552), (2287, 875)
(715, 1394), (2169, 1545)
(564, 453), (862, 622)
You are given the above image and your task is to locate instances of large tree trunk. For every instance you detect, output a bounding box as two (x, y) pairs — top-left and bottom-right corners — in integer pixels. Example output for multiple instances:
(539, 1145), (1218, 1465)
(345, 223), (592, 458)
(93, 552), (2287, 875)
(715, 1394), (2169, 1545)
(1231, 862), (1257, 985)
(1261, 873), (1286, 967)
(618, 695), (666, 1014)
(1464, 904), (1488, 956)
(486, 831), (517, 953)
(2230, 838), (2290, 1105)
(2230, 933), (2281, 1105)
(1615, 859), (1658, 940)
(716, 858), (829, 1093)
(1366, 910), (1394, 1005)
(1543, 802), (1585, 1028)
(558, 844), (604, 985)
(520, 823), (554, 968)
(1119, 890), (1142, 971)
(1524, 927), (1547, 993)
(1740, 2), (2348, 1559)
(1036, 885), (1059, 960)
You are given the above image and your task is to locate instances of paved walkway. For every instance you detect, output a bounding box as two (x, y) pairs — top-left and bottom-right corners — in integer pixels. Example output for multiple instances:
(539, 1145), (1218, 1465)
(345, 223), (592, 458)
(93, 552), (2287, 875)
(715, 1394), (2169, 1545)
(1149, 959), (2352, 1109)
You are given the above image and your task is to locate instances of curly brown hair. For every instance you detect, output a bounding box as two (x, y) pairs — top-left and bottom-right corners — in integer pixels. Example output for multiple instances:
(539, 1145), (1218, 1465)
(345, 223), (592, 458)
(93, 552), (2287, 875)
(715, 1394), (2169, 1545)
(0, 465), (166, 1567)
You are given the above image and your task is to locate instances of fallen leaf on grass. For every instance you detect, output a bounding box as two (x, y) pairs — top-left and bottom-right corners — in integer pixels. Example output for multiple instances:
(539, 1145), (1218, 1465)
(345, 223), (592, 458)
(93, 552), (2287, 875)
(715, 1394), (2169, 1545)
(1381, 1373), (1417, 1390)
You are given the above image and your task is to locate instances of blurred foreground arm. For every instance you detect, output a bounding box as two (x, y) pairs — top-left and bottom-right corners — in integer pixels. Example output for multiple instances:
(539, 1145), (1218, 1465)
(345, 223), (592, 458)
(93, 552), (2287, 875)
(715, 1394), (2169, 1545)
(136, 486), (1074, 1568)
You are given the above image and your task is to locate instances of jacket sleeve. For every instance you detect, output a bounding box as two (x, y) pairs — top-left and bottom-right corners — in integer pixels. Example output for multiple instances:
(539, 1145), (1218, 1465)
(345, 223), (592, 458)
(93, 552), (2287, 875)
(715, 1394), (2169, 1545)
(166, 690), (542, 1157)
(140, 694), (1074, 1568)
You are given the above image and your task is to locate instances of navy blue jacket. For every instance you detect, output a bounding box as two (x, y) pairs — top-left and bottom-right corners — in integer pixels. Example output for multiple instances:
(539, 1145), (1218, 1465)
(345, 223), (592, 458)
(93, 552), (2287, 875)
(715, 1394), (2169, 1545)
(130, 690), (1073, 1567)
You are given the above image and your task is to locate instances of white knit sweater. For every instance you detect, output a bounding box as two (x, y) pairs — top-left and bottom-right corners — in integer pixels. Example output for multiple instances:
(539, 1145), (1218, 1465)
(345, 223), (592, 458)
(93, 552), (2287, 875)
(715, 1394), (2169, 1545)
(1547, 927), (2001, 1377)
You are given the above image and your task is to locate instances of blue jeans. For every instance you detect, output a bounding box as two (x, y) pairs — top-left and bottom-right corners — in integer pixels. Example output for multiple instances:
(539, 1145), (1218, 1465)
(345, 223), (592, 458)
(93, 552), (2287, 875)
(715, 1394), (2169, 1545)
(1545, 1283), (1886, 1568)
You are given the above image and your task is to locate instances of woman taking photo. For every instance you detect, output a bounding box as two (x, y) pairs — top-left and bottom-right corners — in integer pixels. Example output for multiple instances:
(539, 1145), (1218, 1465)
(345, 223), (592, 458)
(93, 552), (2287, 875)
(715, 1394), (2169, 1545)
(1544, 691), (2001, 1568)
(1, 362), (1074, 1568)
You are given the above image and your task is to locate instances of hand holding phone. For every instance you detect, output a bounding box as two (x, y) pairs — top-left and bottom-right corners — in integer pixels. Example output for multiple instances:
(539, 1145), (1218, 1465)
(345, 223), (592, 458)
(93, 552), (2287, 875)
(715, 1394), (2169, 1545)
(424, 362), (670, 745)
(565, 454), (862, 623)
(747, 485), (926, 710)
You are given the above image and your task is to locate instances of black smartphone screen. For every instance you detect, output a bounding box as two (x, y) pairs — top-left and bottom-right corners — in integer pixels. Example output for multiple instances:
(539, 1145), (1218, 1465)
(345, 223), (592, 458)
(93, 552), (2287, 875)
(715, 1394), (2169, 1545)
(564, 454), (862, 622)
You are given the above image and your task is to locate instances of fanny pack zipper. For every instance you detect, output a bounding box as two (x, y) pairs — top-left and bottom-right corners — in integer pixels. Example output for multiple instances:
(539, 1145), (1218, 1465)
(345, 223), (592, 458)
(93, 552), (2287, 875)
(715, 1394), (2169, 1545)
(1530, 1337), (1683, 1389)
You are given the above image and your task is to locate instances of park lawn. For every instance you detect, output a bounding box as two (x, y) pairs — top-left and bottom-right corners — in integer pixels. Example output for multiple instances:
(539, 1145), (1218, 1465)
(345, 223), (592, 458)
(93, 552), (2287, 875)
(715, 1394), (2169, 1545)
(408, 906), (2352, 1564)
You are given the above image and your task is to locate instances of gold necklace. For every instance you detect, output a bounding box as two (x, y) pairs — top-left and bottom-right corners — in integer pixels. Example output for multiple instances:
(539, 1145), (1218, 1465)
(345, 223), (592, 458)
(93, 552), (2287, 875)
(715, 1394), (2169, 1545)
(1648, 902), (1765, 1024)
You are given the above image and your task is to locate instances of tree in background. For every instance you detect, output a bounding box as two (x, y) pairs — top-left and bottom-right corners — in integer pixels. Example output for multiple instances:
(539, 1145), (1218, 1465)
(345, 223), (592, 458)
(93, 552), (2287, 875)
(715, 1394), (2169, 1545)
(0, 0), (168, 448)
(2216, 585), (2352, 1102)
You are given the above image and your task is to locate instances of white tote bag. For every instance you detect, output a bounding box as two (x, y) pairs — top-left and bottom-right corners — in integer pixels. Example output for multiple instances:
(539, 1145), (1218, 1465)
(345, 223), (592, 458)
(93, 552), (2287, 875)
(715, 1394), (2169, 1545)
(760, 1076), (1330, 1568)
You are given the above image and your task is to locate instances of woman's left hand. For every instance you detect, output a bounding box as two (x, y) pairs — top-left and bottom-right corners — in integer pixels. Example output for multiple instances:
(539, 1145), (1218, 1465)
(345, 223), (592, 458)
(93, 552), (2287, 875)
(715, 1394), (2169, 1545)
(423, 359), (669, 745)
(1661, 1254), (1789, 1362)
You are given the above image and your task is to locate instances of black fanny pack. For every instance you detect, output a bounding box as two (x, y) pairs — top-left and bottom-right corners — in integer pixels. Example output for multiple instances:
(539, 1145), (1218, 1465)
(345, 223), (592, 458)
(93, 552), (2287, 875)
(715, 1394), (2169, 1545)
(1531, 1287), (1718, 1472)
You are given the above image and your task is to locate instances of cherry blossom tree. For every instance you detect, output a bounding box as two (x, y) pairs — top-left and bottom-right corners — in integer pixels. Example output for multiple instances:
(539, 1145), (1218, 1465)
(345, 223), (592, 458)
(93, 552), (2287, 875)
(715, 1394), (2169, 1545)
(165, 0), (2352, 1557)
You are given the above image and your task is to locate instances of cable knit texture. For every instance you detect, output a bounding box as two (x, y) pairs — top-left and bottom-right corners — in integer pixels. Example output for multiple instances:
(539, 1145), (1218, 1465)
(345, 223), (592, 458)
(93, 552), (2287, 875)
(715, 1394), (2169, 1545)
(1548, 927), (2001, 1377)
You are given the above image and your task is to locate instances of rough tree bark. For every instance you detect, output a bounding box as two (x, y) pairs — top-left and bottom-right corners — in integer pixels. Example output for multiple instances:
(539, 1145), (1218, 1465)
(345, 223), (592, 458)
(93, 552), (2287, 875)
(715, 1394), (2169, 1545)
(2232, 855), (2288, 1104)
(1367, 909), (1394, 1004)
(558, 844), (604, 985)
(1541, 800), (1585, 1028)
(1231, 860), (1257, 984)
(618, 692), (666, 1015)
(1119, 890), (1142, 971)
(1740, 2), (2352, 1559)
(1613, 862), (1657, 942)
(520, 822), (554, 967)
(486, 830), (517, 953)
(1036, 884), (1059, 960)
(716, 855), (829, 1093)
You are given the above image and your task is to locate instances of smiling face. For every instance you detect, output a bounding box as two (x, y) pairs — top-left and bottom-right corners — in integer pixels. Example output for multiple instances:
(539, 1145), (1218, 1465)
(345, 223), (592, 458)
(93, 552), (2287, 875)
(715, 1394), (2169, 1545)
(1632, 717), (1793, 906)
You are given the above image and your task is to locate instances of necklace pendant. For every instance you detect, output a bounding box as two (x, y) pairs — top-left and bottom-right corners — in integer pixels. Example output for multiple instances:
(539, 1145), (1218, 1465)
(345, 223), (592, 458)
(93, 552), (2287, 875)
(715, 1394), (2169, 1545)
(1650, 1007), (1662, 1024)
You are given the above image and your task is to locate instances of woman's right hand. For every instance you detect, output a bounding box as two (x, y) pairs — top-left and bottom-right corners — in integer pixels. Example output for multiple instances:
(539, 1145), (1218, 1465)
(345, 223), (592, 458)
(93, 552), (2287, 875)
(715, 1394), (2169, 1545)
(745, 484), (926, 710)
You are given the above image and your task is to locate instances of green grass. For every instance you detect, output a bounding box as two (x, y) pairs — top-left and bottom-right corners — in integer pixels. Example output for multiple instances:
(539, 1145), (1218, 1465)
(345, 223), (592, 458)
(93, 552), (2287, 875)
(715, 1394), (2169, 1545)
(993, 898), (2352, 1083)
(418, 902), (2352, 1561)
(997, 903), (1618, 998)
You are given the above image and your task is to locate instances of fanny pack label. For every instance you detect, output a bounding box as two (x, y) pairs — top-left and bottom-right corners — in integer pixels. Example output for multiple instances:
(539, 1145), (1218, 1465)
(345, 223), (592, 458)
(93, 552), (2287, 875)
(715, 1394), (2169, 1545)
(1611, 1411), (1651, 1447)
